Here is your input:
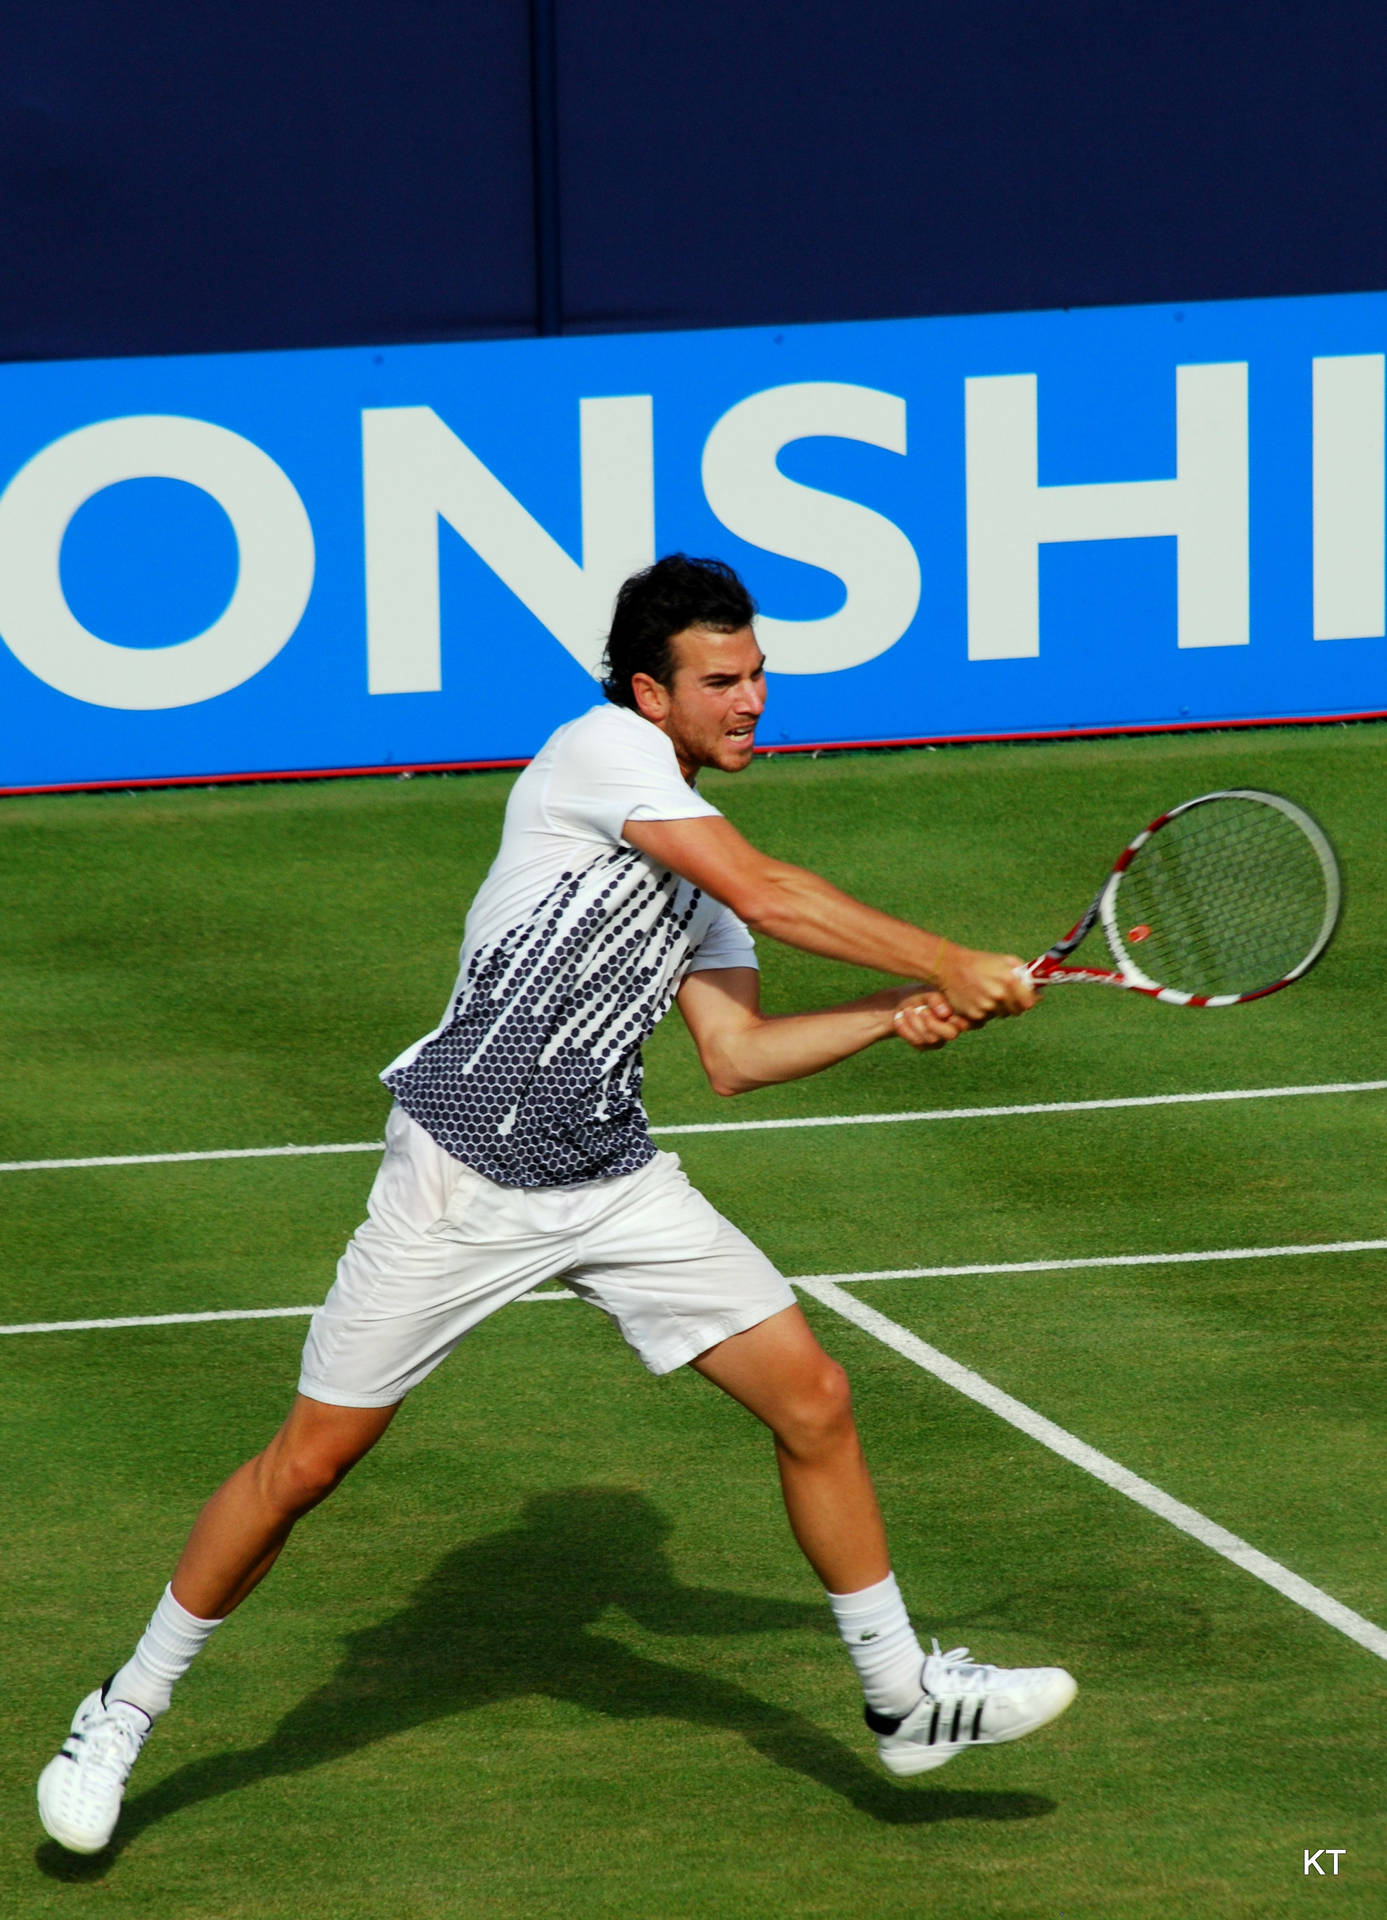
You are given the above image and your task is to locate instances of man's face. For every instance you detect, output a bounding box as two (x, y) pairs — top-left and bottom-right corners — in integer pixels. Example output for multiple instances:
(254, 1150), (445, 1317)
(635, 624), (767, 779)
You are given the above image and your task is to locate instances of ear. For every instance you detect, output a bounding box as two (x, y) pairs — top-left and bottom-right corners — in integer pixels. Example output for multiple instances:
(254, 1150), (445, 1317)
(630, 671), (671, 723)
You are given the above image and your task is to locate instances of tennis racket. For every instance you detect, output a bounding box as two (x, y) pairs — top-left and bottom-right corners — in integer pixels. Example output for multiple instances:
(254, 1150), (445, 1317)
(1029, 789), (1341, 1007)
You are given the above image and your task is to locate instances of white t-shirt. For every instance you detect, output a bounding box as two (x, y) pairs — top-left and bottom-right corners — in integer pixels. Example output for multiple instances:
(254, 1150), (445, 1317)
(382, 704), (757, 1186)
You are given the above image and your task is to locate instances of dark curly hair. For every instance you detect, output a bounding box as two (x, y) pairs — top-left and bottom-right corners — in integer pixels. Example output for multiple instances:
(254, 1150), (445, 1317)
(601, 554), (757, 710)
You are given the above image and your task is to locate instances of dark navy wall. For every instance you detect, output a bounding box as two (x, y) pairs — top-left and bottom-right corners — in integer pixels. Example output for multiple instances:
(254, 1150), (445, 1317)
(0, 3), (537, 358)
(3, 1), (1386, 361)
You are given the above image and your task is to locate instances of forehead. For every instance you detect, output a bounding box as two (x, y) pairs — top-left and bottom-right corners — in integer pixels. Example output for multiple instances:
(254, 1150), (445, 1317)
(668, 624), (762, 679)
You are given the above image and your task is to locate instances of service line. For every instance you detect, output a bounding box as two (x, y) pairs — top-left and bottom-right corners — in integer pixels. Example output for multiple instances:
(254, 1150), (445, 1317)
(799, 1277), (1387, 1665)
(4, 1235), (1385, 1337)
(2, 1077), (1383, 1174)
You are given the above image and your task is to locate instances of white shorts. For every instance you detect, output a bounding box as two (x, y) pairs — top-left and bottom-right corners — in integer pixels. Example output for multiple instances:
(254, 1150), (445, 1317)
(298, 1105), (796, 1407)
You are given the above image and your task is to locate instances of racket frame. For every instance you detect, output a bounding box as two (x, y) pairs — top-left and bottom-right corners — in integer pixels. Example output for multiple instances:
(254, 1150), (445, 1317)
(1028, 788), (1341, 1007)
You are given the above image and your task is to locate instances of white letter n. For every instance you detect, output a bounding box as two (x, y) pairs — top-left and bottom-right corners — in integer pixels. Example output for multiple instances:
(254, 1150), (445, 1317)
(965, 364), (1248, 660)
(363, 396), (654, 692)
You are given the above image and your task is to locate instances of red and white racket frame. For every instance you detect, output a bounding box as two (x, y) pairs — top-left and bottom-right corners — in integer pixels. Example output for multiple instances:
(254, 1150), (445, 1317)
(1026, 789), (1342, 1008)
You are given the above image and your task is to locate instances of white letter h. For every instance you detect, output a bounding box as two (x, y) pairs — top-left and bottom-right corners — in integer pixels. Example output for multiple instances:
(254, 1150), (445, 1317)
(965, 363), (1248, 660)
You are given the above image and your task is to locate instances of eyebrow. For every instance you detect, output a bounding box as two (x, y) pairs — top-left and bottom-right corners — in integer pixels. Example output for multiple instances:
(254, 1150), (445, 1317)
(700, 657), (766, 683)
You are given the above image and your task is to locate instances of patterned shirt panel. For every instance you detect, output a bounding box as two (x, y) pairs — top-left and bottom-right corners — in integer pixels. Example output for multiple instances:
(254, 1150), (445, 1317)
(384, 845), (714, 1186)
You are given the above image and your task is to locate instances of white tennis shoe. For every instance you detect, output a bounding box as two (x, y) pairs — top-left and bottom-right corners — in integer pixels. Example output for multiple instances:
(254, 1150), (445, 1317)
(37, 1683), (151, 1853)
(869, 1639), (1076, 1777)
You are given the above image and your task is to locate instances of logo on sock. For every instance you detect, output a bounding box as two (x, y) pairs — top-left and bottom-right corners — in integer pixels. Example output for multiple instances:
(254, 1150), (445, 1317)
(859, 1630), (881, 1641)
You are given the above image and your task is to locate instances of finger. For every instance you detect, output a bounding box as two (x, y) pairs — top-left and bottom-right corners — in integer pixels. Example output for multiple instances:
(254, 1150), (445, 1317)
(893, 1007), (961, 1048)
(996, 958), (1037, 1013)
(895, 993), (955, 1023)
(910, 991), (969, 1025)
(1008, 973), (1039, 1012)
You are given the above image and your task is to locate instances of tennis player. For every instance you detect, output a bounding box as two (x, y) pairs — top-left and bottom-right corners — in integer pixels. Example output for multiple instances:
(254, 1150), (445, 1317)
(38, 554), (1074, 1854)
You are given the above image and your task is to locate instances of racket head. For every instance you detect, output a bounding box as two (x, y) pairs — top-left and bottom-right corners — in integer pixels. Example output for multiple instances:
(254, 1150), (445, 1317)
(1097, 789), (1341, 1005)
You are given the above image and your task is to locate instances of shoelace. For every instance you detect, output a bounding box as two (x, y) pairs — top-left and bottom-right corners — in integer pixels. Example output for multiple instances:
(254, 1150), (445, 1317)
(920, 1638), (1000, 1699)
(71, 1710), (145, 1786)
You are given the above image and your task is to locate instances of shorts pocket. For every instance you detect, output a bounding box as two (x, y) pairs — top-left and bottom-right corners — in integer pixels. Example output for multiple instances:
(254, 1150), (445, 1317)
(428, 1158), (502, 1239)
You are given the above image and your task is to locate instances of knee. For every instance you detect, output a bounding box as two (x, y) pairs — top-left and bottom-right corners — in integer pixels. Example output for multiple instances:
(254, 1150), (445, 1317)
(257, 1437), (358, 1519)
(774, 1358), (856, 1460)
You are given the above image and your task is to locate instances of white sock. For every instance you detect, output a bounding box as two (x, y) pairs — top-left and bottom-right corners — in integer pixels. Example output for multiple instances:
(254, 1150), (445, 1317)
(107, 1584), (224, 1720)
(826, 1571), (926, 1719)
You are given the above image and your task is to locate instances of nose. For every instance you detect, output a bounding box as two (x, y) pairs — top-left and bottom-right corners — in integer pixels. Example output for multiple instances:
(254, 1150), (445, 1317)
(740, 676), (767, 715)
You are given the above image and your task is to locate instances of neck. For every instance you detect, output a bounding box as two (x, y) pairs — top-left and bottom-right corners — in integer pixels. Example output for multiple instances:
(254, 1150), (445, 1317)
(641, 710), (699, 786)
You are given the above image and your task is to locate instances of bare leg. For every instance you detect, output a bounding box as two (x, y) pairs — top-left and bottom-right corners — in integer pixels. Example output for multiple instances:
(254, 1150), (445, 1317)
(170, 1394), (400, 1619)
(691, 1304), (889, 1594)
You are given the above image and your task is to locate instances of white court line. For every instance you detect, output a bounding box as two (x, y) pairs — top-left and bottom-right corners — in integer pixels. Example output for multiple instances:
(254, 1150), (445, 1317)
(0, 1140), (385, 1174)
(780, 1238), (1387, 1284)
(797, 1276), (1387, 1664)
(2, 1078), (1384, 1174)
(4, 1235), (1385, 1337)
(1, 1304), (328, 1335)
(656, 1079), (1387, 1137)
(0, 1296), (577, 1335)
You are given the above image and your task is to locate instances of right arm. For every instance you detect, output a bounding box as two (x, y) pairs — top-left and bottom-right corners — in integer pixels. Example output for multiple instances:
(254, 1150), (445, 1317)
(623, 813), (1034, 1022)
(676, 966), (969, 1097)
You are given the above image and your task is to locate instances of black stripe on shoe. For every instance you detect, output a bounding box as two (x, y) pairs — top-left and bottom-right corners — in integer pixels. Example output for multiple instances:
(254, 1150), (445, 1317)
(927, 1702), (941, 1745)
(863, 1704), (905, 1736)
(972, 1701), (985, 1740)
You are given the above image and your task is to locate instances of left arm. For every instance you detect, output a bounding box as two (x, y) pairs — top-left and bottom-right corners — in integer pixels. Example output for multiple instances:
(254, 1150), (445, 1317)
(676, 967), (970, 1098)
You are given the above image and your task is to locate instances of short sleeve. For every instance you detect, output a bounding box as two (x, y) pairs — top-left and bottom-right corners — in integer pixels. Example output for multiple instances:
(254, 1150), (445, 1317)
(684, 902), (758, 975)
(545, 707), (722, 844)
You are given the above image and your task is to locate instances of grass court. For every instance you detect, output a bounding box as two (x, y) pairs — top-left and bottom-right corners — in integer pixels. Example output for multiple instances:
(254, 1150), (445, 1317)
(2, 720), (1385, 1918)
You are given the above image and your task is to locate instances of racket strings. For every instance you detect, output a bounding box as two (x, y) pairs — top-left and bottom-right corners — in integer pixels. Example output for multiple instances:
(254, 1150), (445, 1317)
(1115, 799), (1331, 996)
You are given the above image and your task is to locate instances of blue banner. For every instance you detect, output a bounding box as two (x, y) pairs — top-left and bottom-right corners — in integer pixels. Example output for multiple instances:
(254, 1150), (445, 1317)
(2, 289), (1385, 790)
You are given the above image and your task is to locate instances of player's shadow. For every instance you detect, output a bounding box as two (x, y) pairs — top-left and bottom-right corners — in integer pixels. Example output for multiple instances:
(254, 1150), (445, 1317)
(38, 1489), (1053, 1877)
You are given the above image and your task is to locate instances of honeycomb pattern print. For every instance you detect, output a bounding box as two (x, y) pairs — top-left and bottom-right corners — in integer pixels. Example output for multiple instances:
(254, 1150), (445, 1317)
(386, 845), (707, 1186)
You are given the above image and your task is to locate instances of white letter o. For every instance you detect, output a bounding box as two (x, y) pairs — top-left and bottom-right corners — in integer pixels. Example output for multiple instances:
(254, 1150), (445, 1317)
(0, 415), (315, 709)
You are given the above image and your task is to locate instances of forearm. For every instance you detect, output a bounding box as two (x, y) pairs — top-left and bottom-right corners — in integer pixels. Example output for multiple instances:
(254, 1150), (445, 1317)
(626, 816), (1034, 1022)
(702, 987), (911, 1096)
(740, 861), (946, 983)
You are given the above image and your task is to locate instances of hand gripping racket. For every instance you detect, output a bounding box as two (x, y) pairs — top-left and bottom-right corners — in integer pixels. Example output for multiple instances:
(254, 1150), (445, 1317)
(1029, 789), (1342, 1007)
